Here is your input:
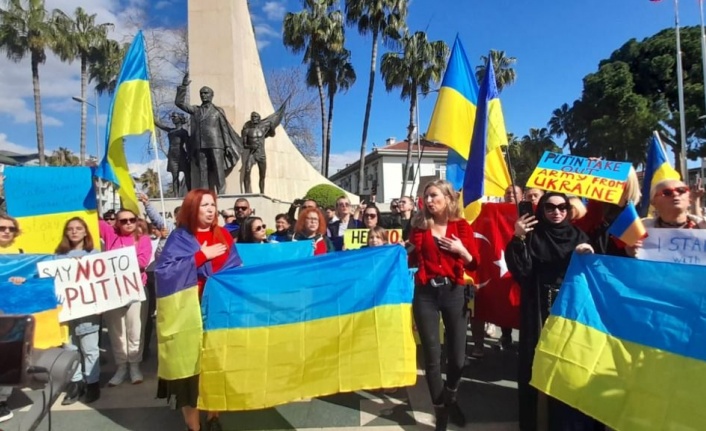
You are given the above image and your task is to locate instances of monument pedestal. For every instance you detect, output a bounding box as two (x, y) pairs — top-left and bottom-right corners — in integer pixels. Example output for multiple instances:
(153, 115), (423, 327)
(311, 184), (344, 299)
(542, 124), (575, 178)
(187, 0), (355, 202)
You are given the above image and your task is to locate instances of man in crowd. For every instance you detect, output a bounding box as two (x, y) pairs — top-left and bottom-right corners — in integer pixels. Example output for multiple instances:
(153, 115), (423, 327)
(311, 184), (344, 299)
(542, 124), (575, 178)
(229, 198), (252, 238)
(327, 196), (362, 251)
(287, 198), (318, 225)
(524, 187), (544, 206)
(504, 185), (523, 204)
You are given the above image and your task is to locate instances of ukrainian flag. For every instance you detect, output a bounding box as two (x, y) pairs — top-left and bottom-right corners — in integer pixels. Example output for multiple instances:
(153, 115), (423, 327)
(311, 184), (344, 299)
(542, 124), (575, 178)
(4, 166), (100, 253)
(0, 261), (62, 349)
(462, 56), (511, 221)
(532, 254), (706, 430)
(427, 36), (479, 191)
(606, 202), (647, 246)
(95, 31), (154, 214)
(638, 131), (680, 217)
(198, 246), (416, 411)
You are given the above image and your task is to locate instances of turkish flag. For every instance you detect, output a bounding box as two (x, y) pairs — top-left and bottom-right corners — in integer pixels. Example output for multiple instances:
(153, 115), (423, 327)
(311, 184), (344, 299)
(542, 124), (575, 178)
(471, 203), (521, 329)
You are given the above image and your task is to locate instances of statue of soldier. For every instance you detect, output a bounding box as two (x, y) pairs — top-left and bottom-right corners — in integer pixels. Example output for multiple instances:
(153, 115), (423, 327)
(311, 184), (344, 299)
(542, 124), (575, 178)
(241, 105), (285, 194)
(154, 112), (190, 196)
(175, 73), (242, 194)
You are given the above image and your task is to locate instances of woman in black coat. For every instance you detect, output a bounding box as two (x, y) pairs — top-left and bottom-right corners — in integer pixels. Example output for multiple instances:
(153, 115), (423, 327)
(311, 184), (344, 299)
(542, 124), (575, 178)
(505, 192), (598, 431)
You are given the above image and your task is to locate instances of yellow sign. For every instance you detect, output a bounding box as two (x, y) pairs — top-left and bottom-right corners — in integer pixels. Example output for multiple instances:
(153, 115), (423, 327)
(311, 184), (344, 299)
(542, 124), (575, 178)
(343, 229), (403, 250)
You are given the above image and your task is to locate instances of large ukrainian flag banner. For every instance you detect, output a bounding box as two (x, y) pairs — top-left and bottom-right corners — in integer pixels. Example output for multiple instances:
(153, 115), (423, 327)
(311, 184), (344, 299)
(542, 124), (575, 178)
(532, 253), (706, 430)
(0, 256), (62, 349)
(95, 30), (154, 215)
(426, 36), (478, 190)
(5, 166), (100, 253)
(198, 246), (416, 411)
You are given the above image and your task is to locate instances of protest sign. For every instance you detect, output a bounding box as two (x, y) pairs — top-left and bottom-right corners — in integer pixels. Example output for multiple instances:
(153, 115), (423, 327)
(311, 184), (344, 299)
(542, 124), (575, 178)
(4, 167), (100, 253)
(37, 248), (145, 322)
(344, 228), (403, 250)
(636, 228), (706, 266)
(526, 152), (631, 204)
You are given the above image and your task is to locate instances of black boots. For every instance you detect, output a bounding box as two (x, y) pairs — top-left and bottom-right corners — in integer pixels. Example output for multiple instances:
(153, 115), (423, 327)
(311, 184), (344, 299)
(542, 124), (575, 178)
(82, 382), (101, 404)
(444, 386), (466, 427)
(62, 381), (85, 405)
(433, 404), (449, 431)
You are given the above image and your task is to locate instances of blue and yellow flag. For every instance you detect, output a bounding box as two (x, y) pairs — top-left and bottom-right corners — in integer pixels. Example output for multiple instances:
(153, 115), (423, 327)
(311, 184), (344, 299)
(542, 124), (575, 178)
(426, 36), (479, 190)
(0, 256), (62, 349)
(638, 131), (680, 217)
(607, 202), (647, 246)
(462, 56), (511, 221)
(95, 31), (154, 214)
(198, 246), (416, 411)
(532, 253), (706, 430)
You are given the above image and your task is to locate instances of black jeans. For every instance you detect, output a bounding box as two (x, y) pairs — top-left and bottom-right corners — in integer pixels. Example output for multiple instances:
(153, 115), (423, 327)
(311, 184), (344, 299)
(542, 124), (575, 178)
(413, 282), (468, 405)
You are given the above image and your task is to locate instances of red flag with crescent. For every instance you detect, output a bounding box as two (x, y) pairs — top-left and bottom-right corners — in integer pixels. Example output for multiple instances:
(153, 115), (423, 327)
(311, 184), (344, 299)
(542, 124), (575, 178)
(471, 202), (520, 329)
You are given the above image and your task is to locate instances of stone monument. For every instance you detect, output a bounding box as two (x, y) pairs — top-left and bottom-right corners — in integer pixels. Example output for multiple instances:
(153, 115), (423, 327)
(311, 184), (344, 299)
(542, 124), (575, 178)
(187, 0), (352, 199)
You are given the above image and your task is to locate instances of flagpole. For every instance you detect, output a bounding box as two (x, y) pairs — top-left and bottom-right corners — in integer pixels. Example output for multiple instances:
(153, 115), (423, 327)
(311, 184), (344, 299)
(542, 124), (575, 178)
(675, 0), (689, 177)
(504, 147), (520, 213)
(151, 134), (167, 219)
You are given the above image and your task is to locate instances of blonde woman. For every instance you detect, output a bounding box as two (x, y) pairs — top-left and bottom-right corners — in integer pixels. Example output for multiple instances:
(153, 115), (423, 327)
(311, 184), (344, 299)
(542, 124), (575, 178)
(408, 180), (479, 431)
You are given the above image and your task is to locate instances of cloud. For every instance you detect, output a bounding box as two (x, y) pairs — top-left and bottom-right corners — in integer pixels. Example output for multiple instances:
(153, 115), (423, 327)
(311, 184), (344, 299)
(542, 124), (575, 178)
(253, 23), (280, 50)
(0, 133), (36, 154)
(328, 151), (360, 174)
(129, 157), (172, 188)
(263, 1), (286, 21)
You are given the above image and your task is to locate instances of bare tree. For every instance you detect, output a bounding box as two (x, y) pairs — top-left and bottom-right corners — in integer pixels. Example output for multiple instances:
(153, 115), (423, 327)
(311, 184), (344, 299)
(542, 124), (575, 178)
(266, 66), (320, 169)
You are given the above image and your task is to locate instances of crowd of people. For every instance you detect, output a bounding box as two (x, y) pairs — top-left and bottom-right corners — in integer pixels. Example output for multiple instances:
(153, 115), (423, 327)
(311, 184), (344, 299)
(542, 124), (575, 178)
(0, 172), (703, 431)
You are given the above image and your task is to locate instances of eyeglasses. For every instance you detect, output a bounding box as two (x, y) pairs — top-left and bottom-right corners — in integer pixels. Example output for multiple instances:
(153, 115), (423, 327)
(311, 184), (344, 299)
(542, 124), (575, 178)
(659, 186), (689, 197)
(364, 213), (377, 218)
(253, 225), (266, 232)
(118, 217), (137, 225)
(543, 203), (569, 213)
(337, 202), (350, 207)
(305, 217), (319, 222)
(235, 206), (249, 211)
(0, 226), (17, 233)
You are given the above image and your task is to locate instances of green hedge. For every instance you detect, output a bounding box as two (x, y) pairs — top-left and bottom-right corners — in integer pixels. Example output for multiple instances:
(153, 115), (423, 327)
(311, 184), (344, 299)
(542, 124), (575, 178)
(304, 184), (347, 209)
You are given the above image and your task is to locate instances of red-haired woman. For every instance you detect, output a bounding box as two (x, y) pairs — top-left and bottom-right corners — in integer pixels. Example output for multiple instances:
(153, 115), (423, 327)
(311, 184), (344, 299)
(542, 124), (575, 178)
(294, 207), (334, 255)
(99, 208), (152, 387)
(155, 189), (242, 431)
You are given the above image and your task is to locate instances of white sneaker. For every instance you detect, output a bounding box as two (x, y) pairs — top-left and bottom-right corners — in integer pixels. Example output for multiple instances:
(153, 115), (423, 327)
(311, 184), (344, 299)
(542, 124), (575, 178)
(129, 363), (143, 384)
(108, 364), (128, 386)
(0, 402), (13, 423)
(485, 323), (497, 338)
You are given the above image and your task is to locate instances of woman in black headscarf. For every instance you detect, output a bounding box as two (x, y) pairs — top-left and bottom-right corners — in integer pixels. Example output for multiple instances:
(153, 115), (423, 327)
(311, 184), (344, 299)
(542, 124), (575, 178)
(505, 192), (597, 431)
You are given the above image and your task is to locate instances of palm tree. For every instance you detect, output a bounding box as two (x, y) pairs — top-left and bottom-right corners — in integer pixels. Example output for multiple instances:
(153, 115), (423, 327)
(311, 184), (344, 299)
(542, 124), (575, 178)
(46, 147), (80, 166)
(308, 49), (356, 177)
(89, 38), (125, 96)
(0, 0), (54, 166)
(548, 102), (580, 153)
(344, 0), (407, 191)
(137, 168), (160, 198)
(380, 31), (448, 197)
(283, 0), (344, 175)
(475, 50), (517, 93)
(52, 7), (112, 164)
(521, 127), (560, 166)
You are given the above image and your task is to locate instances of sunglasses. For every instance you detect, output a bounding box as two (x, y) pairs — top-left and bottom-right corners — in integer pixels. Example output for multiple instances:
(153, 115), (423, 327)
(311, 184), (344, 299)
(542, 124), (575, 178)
(543, 203), (569, 213)
(0, 226), (17, 233)
(118, 217), (137, 225)
(337, 202), (350, 207)
(253, 224), (266, 232)
(105, 217), (115, 221)
(235, 206), (249, 211)
(364, 213), (377, 218)
(659, 186), (689, 197)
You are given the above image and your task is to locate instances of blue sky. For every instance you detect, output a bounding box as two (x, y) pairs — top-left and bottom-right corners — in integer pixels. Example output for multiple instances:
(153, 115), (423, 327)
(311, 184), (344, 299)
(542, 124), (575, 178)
(0, 0), (702, 175)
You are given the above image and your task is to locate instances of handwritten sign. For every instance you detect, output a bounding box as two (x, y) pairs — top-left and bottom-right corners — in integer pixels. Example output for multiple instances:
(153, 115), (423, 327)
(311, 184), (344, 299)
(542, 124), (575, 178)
(344, 229), (403, 250)
(37, 248), (145, 322)
(636, 228), (706, 266)
(526, 152), (631, 204)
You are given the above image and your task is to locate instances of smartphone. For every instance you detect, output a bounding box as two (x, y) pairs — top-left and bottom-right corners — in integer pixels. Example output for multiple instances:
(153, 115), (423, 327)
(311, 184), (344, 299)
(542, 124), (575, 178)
(518, 201), (534, 218)
(0, 315), (35, 386)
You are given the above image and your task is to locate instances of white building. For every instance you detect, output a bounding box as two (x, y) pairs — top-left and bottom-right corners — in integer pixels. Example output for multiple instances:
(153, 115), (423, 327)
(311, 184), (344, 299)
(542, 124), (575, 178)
(329, 138), (448, 204)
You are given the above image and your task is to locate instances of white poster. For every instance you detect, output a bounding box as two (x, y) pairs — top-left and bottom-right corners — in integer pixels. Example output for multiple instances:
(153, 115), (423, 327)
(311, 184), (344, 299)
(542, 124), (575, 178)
(38, 248), (145, 322)
(636, 228), (706, 266)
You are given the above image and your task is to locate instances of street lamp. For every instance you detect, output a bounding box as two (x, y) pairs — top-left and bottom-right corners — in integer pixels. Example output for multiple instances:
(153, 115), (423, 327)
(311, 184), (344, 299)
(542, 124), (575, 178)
(71, 90), (101, 161)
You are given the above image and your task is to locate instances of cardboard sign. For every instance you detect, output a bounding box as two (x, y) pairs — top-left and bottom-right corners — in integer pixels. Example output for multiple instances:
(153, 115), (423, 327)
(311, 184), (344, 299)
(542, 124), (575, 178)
(637, 228), (706, 266)
(526, 152), (631, 204)
(37, 248), (145, 322)
(344, 229), (403, 250)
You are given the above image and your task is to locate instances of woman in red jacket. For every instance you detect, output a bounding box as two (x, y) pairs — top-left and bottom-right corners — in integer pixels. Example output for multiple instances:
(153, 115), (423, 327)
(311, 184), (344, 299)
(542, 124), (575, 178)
(409, 179), (479, 431)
